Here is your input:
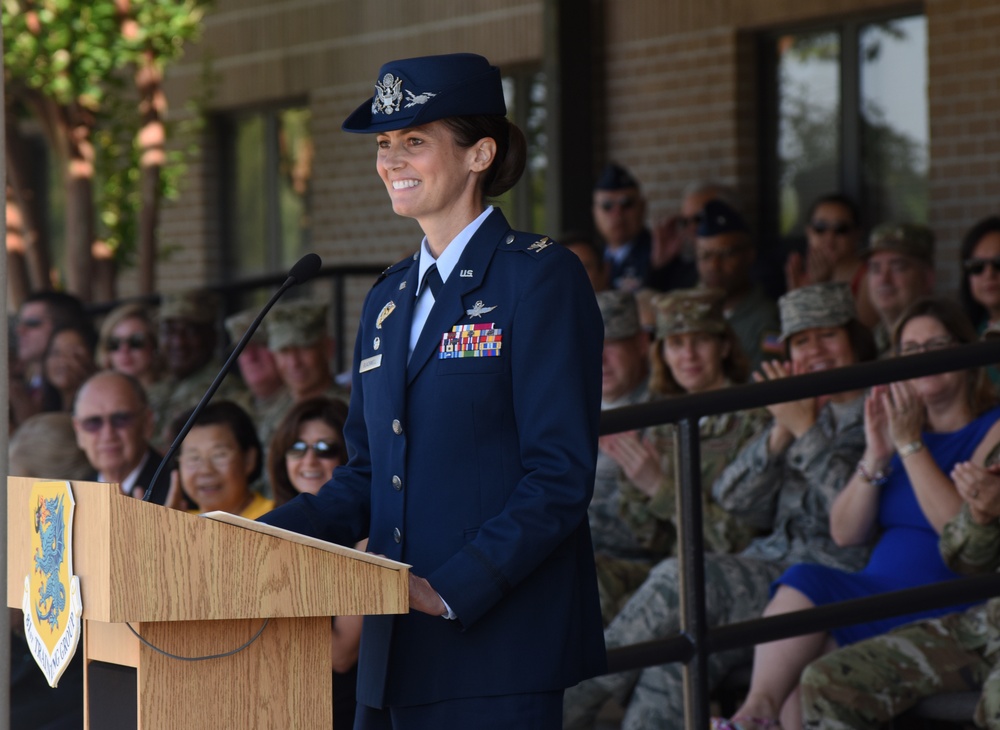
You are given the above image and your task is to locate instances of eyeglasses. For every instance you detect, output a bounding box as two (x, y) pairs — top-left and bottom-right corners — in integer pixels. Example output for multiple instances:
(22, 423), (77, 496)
(17, 318), (45, 330)
(286, 440), (343, 461)
(964, 255), (1000, 276)
(76, 411), (137, 433)
(599, 196), (637, 212)
(107, 333), (149, 352)
(809, 220), (853, 236)
(179, 447), (239, 471)
(896, 336), (957, 356)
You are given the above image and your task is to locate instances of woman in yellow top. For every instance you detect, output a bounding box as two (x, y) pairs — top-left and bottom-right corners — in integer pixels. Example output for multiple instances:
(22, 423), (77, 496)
(169, 400), (274, 519)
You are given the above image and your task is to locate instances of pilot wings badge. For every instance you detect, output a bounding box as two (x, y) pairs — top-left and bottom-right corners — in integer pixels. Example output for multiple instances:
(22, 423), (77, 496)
(24, 480), (82, 688)
(372, 73), (403, 116)
(466, 300), (498, 319)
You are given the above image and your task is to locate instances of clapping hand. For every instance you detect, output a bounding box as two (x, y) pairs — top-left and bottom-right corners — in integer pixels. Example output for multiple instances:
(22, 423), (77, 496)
(753, 359), (822, 439)
(951, 461), (1000, 525)
(600, 431), (662, 497)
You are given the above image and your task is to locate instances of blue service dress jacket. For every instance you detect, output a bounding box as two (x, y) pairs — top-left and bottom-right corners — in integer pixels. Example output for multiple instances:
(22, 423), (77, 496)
(259, 209), (607, 708)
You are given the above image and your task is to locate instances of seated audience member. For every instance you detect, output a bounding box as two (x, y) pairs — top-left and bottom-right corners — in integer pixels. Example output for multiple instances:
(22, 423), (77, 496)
(71, 371), (170, 504)
(97, 302), (163, 390)
(266, 395), (359, 729)
(225, 307), (293, 483)
(8, 411), (90, 730)
(148, 289), (249, 449)
(167, 401), (274, 519)
(560, 232), (608, 292)
(593, 163), (689, 293)
(694, 199), (781, 371)
(715, 296), (1000, 730)
(266, 302), (348, 407)
(647, 180), (736, 293)
(589, 291), (652, 589)
(40, 322), (98, 412)
(785, 193), (877, 327)
(800, 445), (1000, 729)
(595, 288), (769, 623)
(10, 291), (88, 428)
(564, 282), (875, 730)
(267, 396), (349, 507)
(864, 222), (935, 355)
(960, 215), (1000, 333)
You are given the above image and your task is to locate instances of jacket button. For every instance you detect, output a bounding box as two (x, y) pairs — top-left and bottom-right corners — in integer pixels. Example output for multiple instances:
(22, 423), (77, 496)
(392, 419), (403, 435)
(393, 527), (402, 543)
(392, 475), (402, 491)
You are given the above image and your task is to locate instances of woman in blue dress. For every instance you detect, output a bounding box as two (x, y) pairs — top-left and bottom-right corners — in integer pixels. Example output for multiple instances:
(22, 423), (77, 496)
(716, 297), (1000, 730)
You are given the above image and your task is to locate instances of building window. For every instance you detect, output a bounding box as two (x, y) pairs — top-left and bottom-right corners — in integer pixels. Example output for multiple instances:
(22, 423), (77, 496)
(219, 105), (313, 280)
(500, 68), (547, 232)
(762, 13), (927, 242)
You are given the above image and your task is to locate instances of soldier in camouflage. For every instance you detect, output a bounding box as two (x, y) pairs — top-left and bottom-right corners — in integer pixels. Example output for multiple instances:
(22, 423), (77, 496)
(800, 446), (1000, 728)
(265, 301), (349, 409)
(597, 288), (769, 623)
(564, 282), (874, 730)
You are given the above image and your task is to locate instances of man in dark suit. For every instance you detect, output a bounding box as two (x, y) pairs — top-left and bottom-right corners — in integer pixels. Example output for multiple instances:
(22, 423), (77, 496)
(72, 371), (169, 504)
(260, 53), (605, 728)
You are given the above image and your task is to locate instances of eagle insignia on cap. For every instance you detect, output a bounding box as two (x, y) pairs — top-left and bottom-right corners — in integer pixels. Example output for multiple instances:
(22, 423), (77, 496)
(404, 89), (436, 108)
(373, 73), (403, 116)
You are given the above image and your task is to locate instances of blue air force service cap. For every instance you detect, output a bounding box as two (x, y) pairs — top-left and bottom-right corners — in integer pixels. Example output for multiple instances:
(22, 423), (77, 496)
(594, 163), (640, 192)
(342, 53), (506, 134)
(696, 199), (749, 237)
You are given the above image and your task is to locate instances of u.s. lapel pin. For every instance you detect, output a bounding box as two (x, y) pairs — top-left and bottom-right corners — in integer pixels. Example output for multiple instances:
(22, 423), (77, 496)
(376, 301), (396, 329)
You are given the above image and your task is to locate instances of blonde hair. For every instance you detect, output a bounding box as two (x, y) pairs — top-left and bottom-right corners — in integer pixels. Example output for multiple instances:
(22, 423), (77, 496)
(96, 302), (162, 376)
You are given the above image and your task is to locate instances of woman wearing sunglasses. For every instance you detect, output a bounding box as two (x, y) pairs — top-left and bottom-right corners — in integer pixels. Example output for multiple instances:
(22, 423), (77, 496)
(959, 216), (1000, 332)
(97, 302), (162, 390)
(266, 395), (360, 729)
(785, 193), (877, 327)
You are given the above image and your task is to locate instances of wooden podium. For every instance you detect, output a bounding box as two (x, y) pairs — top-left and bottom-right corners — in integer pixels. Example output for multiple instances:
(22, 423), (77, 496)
(7, 477), (409, 729)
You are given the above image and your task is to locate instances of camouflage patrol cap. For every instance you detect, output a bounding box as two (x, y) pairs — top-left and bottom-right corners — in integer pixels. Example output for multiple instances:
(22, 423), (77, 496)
(778, 282), (856, 341)
(653, 288), (727, 339)
(158, 289), (220, 325)
(864, 223), (935, 265)
(597, 290), (641, 340)
(224, 307), (266, 347)
(266, 302), (329, 351)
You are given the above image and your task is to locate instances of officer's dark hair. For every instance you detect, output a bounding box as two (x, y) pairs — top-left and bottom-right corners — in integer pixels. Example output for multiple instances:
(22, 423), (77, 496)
(782, 319), (876, 365)
(806, 193), (862, 229)
(172, 400), (263, 484)
(441, 115), (527, 199)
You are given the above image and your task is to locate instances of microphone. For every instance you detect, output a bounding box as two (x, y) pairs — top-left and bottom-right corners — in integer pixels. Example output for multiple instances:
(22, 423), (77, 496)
(142, 253), (324, 502)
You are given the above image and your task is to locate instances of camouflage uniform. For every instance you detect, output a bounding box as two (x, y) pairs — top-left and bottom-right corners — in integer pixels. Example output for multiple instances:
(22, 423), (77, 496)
(565, 282), (872, 730)
(265, 301), (350, 408)
(801, 503), (1000, 729)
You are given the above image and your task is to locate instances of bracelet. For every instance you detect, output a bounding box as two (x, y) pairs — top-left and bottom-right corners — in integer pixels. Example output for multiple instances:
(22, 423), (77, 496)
(857, 461), (890, 486)
(898, 440), (924, 459)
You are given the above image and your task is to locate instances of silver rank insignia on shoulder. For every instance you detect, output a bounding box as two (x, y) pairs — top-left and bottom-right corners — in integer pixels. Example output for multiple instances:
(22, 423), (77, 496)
(404, 89), (436, 108)
(528, 236), (552, 253)
(372, 73), (402, 115)
(376, 301), (396, 329)
(466, 300), (497, 318)
(399, 280), (407, 290)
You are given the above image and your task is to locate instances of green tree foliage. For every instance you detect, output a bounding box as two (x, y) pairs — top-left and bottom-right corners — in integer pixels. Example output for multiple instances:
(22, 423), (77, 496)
(3, 0), (209, 300)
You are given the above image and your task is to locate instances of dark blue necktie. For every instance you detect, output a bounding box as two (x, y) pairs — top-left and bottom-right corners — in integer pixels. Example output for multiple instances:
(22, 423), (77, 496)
(419, 263), (443, 299)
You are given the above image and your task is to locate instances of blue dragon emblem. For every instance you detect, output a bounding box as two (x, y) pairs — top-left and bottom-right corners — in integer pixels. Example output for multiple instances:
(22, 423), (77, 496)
(33, 495), (67, 630)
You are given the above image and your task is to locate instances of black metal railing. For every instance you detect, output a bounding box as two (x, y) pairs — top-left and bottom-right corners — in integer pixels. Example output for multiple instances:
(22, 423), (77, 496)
(598, 340), (1000, 729)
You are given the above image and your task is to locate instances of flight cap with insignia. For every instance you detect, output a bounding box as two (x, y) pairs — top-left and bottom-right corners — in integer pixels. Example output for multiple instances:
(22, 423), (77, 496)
(863, 223), (935, 266)
(342, 53), (506, 134)
(224, 307), (267, 347)
(696, 199), (750, 237)
(653, 288), (727, 339)
(266, 302), (329, 351)
(597, 290), (641, 341)
(159, 289), (219, 326)
(594, 163), (640, 192)
(778, 282), (856, 341)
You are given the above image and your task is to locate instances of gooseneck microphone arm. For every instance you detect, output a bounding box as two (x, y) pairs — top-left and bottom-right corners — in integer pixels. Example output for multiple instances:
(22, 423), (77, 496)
(142, 253), (323, 503)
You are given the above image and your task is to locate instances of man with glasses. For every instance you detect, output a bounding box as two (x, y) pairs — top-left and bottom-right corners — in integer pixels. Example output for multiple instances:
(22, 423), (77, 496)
(863, 223), (936, 356)
(695, 199), (780, 370)
(72, 371), (171, 504)
(592, 164), (663, 292)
